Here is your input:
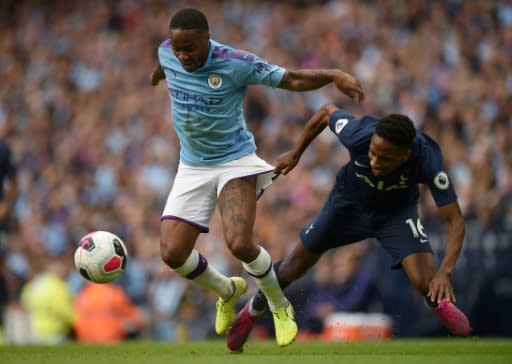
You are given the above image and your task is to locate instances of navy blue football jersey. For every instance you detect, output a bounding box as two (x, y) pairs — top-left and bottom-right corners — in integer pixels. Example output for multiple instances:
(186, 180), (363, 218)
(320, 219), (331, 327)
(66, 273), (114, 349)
(328, 109), (457, 212)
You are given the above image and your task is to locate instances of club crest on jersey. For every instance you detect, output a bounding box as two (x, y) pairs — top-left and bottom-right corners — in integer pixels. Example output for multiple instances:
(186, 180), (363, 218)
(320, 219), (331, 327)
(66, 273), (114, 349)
(208, 74), (223, 89)
(335, 118), (349, 134)
(434, 171), (450, 190)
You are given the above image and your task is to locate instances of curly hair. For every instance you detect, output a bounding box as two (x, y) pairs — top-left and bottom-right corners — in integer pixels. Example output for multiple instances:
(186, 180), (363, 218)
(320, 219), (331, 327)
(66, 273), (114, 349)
(375, 114), (416, 148)
(170, 8), (209, 32)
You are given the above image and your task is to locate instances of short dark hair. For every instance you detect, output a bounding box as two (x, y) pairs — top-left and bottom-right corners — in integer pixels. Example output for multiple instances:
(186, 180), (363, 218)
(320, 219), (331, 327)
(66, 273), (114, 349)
(170, 8), (209, 32)
(375, 114), (416, 148)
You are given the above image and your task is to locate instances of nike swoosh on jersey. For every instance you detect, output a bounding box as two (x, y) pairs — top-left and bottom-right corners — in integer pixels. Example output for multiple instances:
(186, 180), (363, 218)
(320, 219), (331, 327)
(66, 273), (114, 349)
(354, 161), (369, 168)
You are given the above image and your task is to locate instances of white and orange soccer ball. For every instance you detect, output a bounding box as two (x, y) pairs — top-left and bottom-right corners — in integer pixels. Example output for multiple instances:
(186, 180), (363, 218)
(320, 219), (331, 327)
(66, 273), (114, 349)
(74, 231), (128, 283)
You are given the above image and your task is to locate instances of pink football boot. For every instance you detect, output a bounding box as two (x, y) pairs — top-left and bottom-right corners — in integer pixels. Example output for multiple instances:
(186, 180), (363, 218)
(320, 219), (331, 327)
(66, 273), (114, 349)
(431, 299), (471, 336)
(227, 302), (259, 351)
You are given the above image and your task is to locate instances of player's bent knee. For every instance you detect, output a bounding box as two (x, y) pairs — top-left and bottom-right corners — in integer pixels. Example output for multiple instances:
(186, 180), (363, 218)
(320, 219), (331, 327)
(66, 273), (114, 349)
(160, 240), (187, 269)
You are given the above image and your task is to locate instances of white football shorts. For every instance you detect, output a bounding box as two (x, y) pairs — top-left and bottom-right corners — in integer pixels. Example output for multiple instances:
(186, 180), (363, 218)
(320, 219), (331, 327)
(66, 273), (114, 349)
(161, 153), (276, 232)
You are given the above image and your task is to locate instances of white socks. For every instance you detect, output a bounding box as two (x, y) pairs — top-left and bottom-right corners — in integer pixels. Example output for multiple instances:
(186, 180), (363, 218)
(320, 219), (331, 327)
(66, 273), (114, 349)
(242, 246), (288, 311)
(173, 250), (233, 299)
(173, 246), (288, 309)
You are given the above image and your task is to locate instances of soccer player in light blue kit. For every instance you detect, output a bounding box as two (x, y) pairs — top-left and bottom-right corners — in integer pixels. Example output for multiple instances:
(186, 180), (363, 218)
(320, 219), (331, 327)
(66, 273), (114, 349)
(149, 8), (364, 348)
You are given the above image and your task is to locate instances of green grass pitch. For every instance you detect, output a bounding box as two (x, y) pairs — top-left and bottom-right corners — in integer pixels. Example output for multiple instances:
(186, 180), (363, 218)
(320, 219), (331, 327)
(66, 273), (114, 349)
(1, 339), (511, 364)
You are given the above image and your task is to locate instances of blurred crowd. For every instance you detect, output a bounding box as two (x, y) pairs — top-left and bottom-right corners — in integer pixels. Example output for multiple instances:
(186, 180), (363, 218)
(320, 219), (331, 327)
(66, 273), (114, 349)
(0, 0), (511, 343)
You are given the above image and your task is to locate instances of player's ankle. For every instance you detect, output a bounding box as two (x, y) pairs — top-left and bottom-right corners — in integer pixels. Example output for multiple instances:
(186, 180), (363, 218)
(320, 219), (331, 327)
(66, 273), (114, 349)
(424, 297), (439, 308)
(249, 298), (265, 316)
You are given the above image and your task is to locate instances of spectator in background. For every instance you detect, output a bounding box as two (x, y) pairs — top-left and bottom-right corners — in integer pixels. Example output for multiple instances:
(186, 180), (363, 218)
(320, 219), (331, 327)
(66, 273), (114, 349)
(73, 281), (147, 343)
(471, 248), (512, 337)
(147, 264), (188, 341)
(0, 137), (18, 342)
(20, 255), (75, 344)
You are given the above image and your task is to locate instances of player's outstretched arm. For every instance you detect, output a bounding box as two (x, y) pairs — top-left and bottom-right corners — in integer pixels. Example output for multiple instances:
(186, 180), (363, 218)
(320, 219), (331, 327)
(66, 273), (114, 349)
(149, 64), (165, 86)
(277, 69), (365, 103)
(427, 201), (465, 303)
(274, 103), (337, 176)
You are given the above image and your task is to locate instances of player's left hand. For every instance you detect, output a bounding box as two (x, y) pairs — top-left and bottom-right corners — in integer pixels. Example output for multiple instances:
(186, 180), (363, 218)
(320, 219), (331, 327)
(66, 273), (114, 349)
(334, 72), (365, 104)
(427, 271), (456, 303)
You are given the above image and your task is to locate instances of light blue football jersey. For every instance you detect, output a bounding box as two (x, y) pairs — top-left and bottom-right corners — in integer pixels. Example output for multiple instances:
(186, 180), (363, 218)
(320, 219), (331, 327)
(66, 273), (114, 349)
(157, 39), (286, 166)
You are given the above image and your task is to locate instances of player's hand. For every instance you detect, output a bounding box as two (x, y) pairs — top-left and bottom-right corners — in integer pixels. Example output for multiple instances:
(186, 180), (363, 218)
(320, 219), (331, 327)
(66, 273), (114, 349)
(334, 72), (365, 104)
(274, 151), (300, 175)
(427, 271), (456, 303)
(149, 65), (165, 86)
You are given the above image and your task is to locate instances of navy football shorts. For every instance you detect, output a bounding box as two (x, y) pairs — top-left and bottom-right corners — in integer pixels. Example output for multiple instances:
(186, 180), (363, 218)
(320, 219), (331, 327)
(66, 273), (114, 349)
(300, 200), (434, 269)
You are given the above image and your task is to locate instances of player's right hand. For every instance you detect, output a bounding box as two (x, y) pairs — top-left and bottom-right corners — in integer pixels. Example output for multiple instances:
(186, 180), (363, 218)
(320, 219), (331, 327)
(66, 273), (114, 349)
(274, 151), (300, 175)
(427, 271), (456, 303)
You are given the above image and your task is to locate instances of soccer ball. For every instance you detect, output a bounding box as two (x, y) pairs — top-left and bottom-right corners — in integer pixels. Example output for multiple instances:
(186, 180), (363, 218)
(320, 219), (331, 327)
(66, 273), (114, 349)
(74, 231), (128, 283)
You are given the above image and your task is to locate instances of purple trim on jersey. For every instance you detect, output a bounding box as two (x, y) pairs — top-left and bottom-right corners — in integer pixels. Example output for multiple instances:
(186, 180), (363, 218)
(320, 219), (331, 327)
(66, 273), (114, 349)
(211, 46), (255, 63)
(160, 215), (209, 233)
(160, 39), (171, 49)
(185, 253), (208, 279)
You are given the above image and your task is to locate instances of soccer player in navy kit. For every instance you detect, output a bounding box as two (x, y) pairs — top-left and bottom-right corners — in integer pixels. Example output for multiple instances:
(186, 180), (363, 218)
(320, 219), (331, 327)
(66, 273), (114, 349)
(149, 8), (364, 347)
(227, 103), (471, 351)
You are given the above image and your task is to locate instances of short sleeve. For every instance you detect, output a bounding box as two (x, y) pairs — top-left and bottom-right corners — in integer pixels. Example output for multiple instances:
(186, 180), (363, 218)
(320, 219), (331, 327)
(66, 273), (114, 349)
(419, 140), (458, 207)
(328, 110), (375, 151)
(245, 54), (286, 87)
